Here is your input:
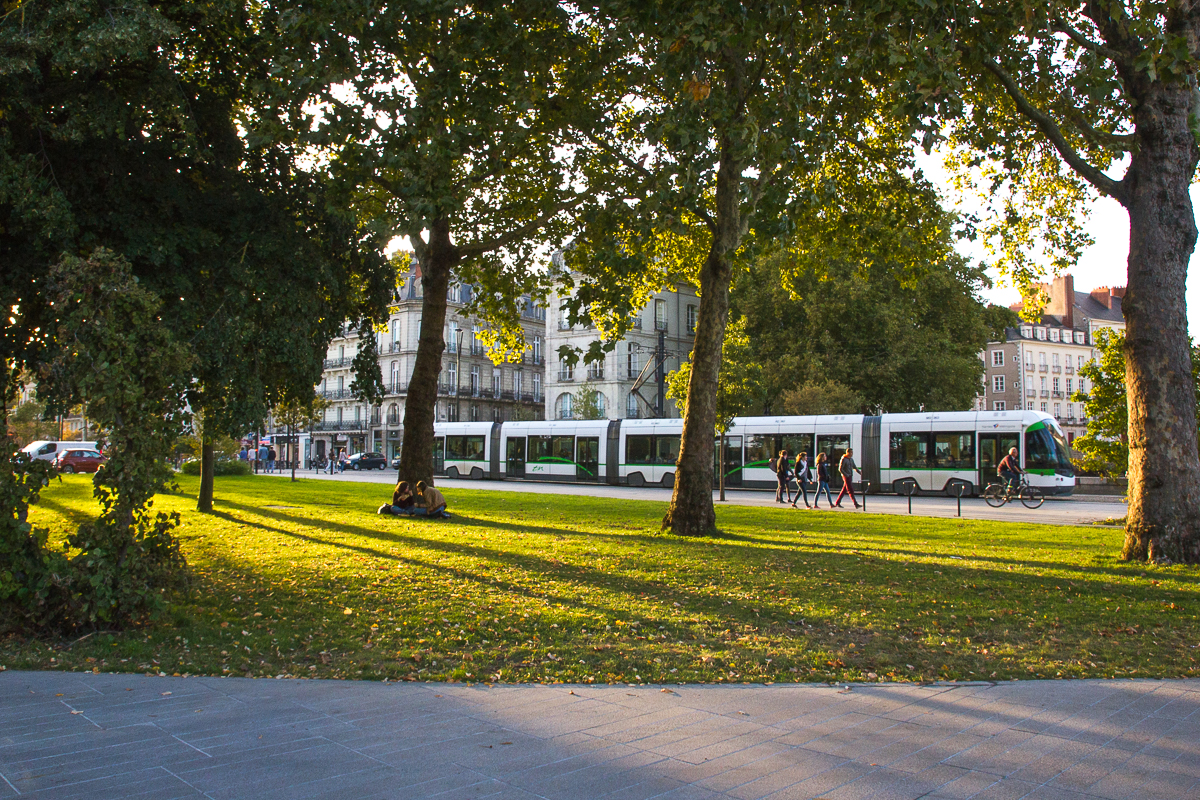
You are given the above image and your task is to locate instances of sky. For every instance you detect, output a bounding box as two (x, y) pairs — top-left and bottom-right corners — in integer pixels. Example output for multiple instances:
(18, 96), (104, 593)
(914, 150), (1200, 337)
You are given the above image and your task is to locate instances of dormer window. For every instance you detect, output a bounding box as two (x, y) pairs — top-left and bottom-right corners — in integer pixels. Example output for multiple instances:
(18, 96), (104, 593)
(1035, 328), (1046, 340)
(1020, 326), (1033, 338)
(1049, 329), (1060, 342)
(1074, 331), (1085, 344)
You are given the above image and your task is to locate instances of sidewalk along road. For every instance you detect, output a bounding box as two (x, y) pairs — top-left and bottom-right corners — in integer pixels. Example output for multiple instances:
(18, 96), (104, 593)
(255, 468), (1123, 526)
(1, 671), (1196, 800)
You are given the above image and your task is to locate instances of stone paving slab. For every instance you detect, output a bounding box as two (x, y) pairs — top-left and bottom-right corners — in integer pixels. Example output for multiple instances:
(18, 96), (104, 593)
(1, 673), (1198, 799)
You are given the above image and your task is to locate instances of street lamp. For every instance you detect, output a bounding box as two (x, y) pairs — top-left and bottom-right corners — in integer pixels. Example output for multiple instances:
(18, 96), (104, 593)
(456, 328), (464, 422)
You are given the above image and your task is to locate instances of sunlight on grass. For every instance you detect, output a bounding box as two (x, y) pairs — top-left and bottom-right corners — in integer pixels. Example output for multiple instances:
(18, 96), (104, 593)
(4, 474), (1197, 685)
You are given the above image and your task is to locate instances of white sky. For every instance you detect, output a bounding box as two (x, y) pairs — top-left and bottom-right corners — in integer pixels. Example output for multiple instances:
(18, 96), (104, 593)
(915, 149), (1200, 337)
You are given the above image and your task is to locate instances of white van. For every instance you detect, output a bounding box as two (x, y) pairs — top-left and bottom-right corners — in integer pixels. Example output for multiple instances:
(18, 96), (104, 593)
(22, 441), (99, 462)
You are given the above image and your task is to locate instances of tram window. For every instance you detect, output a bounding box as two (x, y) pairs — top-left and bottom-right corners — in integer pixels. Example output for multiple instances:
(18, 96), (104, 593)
(816, 434), (851, 463)
(745, 435), (773, 468)
(889, 432), (928, 469)
(447, 435), (486, 461)
(932, 433), (974, 469)
(1026, 425), (1073, 473)
(529, 436), (553, 462)
(655, 434), (681, 464)
(552, 436), (575, 463)
(782, 434), (814, 459)
(625, 435), (652, 464)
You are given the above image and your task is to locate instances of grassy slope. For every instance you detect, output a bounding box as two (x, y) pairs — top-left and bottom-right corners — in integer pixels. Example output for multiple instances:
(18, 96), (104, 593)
(3, 474), (1196, 684)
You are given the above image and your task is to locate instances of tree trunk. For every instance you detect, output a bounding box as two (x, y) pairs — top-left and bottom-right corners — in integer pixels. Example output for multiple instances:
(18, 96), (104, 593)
(197, 436), (215, 512)
(397, 218), (457, 487)
(290, 423), (297, 482)
(1120, 80), (1200, 563)
(662, 141), (741, 537)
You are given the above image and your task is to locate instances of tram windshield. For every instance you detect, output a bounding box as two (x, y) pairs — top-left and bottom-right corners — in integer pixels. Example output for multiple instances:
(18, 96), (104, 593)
(1025, 422), (1073, 475)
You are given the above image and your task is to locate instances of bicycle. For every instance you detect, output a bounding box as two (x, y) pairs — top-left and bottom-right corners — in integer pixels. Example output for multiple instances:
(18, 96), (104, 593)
(983, 475), (1044, 509)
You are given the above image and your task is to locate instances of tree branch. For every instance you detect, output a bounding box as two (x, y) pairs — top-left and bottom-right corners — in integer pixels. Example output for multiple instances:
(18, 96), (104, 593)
(1051, 11), (1124, 66)
(976, 52), (1128, 204)
(458, 198), (578, 258)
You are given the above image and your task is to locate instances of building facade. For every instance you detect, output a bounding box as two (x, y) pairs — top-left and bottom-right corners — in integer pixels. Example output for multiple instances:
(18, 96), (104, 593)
(976, 275), (1126, 447)
(545, 276), (698, 420)
(309, 260), (546, 462)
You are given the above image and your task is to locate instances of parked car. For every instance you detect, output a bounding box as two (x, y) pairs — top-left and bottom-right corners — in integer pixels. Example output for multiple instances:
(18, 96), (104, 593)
(54, 448), (107, 474)
(390, 457), (401, 470)
(347, 452), (388, 470)
(22, 440), (99, 462)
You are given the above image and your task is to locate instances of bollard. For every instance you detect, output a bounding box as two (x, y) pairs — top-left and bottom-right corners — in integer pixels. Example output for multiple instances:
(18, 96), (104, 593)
(955, 482), (965, 517)
(907, 482), (914, 514)
(862, 481), (867, 512)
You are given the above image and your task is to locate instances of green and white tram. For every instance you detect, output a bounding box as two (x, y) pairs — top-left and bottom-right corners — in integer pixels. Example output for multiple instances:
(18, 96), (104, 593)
(429, 410), (1074, 496)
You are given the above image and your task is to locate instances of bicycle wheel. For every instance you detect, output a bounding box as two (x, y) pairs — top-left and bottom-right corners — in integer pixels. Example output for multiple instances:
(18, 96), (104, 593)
(983, 483), (1006, 508)
(1020, 485), (1044, 509)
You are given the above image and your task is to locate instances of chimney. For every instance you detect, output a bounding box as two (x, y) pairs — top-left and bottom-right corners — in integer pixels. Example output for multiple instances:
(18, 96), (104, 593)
(1047, 274), (1074, 327)
(1090, 286), (1119, 309)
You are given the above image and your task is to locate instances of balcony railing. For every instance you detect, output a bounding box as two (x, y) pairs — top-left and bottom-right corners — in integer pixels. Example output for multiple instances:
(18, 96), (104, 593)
(1025, 389), (1036, 397)
(318, 388), (355, 399)
(654, 321), (668, 332)
(1052, 365), (1062, 373)
(587, 369), (604, 381)
(1051, 391), (1064, 398)
(1065, 365), (1074, 375)
(1025, 363), (1034, 371)
(1038, 364), (1049, 372)
(530, 354), (545, 366)
(470, 344), (485, 355)
(323, 357), (351, 369)
(313, 421), (368, 432)
(558, 370), (574, 382)
(1040, 389), (1050, 397)
(386, 341), (402, 354)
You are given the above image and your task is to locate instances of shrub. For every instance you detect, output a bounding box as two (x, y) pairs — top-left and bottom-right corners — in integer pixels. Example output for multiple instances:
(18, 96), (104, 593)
(180, 458), (251, 477)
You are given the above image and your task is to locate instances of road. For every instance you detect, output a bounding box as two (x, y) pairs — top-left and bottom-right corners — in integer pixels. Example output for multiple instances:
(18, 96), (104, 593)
(258, 467), (1125, 526)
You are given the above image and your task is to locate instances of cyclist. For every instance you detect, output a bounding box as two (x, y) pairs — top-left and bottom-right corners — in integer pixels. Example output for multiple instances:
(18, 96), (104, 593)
(997, 447), (1022, 496)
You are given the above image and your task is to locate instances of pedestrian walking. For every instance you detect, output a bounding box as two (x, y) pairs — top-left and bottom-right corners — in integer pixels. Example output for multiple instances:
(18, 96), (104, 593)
(773, 449), (793, 504)
(247, 446), (258, 473)
(267, 446), (277, 474)
(813, 452), (834, 508)
(835, 448), (862, 509)
(256, 442), (269, 474)
(238, 447), (248, 461)
(791, 451), (811, 509)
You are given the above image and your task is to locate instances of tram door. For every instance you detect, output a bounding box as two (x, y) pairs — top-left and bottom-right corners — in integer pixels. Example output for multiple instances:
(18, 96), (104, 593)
(576, 437), (600, 481)
(506, 437), (526, 478)
(978, 433), (1019, 488)
(433, 437), (445, 475)
(714, 435), (743, 488)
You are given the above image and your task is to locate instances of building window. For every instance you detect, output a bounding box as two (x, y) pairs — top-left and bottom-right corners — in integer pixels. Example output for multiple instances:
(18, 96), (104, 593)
(993, 401), (1006, 411)
(1020, 325), (1033, 338)
(1077, 355), (1084, 369)
(470, 365), (480, 392)
(470, 403), (478, 422)
(448, 322), (458, 352)
(1066, 378), (1073, 394)
(991, 350), (1004, 367)
(559, 357), (574, 382)
(337, 407), (343, 423)
(448, 403), (459, 422)
(1068, 431), (1075, 444)
(1053, 377), (1060, 393)
(1053, 353), (1060, 367)
(1074, 331), (1085, 344)
(628, 344), (639, 379)
(686, 304), (697, 334)
(557, 393), (574, 420)
(447, 361), (457, 391)
(514, 370), (523, 397)
(1040, 402), (1047, 412)
(1025, 352), (1033, 369)
(993, 375), (1005, 393)
(354, 406), (361, 422)
(533, 335), (542, 363)
(627, 392), (639, 418)
(1035, 328), (1046, 340)
(387, 403), (399, 425)
(1050, 328), (1060, 342)
(1039, 352), (1047, 365)
(390, 361), (399, 391)
(533, 373), (541, 399)
(492, 368), (502, 393)
(338, 375), (345, 392)
(390, 319), (398, 345)
(559, 300), (571, 330)
(339, 345), (345, 360)
(654, 299), (667, 331)
(1053, 403), (1061, 417)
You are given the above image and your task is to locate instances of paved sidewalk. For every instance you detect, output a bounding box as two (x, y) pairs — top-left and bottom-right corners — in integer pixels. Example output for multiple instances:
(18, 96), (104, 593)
(1, 673), (1196, 800)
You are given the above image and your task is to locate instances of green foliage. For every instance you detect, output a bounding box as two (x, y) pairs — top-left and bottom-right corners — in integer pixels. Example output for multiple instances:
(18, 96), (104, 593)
(982, 304), (1021, 342)
(0, 433), (67, 630)
(38, 250), (193, 627)
(181, 459), (251, 477)
(734, 242), (989, 415)
(6, 399), (55, 448)
(781, 380), (867, 416)
(573, 382), (607, 420)
(667, 318), (763, 434)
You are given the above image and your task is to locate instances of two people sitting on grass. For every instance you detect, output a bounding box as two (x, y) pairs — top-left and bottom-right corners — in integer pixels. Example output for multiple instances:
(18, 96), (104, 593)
(379, 480), (450, 518)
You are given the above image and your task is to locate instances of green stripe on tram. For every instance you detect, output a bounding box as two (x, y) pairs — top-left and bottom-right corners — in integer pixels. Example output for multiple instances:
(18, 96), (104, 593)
(526, 457), (594, 476)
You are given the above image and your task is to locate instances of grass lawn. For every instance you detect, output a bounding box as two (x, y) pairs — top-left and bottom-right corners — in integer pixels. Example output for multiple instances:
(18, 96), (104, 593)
(3, 474), (1197, 685)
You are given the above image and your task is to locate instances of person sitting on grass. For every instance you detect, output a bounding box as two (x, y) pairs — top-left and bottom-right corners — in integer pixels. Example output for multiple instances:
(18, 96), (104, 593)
(413, 480), (449, 518)
(378, 481), (417, 515)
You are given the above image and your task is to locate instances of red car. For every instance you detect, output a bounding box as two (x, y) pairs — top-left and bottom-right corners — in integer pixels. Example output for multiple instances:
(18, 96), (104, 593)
(54, 448), (106, 474)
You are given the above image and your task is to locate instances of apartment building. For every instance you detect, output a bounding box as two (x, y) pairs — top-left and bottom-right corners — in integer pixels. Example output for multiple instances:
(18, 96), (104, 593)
(545, 274), (698, 420)
(977, 274), (1126, 447)
(309, 260), (546, 462)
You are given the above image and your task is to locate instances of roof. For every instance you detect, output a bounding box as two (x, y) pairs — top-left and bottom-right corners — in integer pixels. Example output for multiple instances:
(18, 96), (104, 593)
(1073, 290), (1125, 323)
